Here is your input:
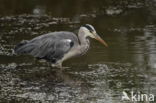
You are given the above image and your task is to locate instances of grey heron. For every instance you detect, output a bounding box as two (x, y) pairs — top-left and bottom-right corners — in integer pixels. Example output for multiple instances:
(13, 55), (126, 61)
(14, 24), (108, 68)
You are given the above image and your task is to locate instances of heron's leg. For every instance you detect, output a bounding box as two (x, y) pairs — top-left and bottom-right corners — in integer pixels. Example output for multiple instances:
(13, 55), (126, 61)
(51, 64), (58, 68)
(55, 62), (70, 70)
(51, 59), (70, 69)
(57, 63), (63, 69)
(51, 62), (62, 69)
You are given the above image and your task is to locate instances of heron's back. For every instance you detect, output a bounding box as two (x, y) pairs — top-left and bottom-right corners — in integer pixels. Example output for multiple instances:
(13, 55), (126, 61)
(31, 32), (78, 43)
(14, 31), (79, 63)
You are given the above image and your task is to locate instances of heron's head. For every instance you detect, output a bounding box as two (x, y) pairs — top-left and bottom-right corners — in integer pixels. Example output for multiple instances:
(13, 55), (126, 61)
(79, 24), (108, 47)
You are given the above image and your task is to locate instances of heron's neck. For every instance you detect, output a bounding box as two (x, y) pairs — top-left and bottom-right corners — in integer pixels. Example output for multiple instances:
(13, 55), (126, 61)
(78, 31), (90, 46)
(78, 31), (90, 55)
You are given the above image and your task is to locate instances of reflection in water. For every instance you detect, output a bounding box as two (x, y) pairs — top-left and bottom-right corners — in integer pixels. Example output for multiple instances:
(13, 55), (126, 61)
(0, 62), (153, 102)
(0, 0), (156, 102)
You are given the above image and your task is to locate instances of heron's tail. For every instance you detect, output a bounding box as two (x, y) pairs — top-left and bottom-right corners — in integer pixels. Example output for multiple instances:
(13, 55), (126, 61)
(14, 40), (31, 54)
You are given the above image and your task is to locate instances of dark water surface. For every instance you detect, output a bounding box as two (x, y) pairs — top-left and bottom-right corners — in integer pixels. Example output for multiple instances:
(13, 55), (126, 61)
(0, 0), (156, 103)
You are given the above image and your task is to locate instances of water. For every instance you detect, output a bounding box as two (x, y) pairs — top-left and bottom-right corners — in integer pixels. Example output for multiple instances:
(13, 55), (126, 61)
(0, 0), (156, 103)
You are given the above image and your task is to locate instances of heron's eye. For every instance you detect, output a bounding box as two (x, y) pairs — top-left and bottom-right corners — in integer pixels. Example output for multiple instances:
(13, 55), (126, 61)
(89, 30), (93, 33)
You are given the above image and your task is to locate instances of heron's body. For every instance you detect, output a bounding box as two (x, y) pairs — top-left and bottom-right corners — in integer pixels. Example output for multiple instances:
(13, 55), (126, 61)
(14, 24), (107, 68)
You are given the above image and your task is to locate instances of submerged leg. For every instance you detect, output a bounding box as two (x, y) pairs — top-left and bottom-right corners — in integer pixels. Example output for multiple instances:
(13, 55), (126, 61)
(51, 62), (69, 70)
(56, 62), (63, 69)
(51, 62), (63, 69)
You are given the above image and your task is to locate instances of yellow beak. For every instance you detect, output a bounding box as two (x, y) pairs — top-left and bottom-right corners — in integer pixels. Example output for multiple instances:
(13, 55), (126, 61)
(95, 34), (108, 47)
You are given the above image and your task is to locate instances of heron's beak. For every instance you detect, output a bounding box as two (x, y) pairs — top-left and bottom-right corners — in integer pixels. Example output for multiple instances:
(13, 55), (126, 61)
(95, 34), (108, 47)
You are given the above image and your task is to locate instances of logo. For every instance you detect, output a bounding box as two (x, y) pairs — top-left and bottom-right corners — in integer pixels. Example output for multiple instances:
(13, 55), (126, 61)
(122, 91), (155, 102)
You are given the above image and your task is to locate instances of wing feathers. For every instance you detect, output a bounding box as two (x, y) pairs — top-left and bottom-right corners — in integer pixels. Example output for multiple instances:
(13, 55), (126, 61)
(15, 38), (74, 63)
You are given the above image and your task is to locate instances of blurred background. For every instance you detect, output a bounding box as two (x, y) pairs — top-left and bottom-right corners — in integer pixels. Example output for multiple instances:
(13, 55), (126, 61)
(0, 0), (156, 103)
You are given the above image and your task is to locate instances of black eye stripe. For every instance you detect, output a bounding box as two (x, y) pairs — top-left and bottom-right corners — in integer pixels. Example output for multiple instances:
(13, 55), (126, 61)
(83, 25), (94, 32)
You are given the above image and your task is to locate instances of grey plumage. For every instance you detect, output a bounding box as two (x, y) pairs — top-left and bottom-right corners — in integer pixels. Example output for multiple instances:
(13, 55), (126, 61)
(15, 32), (78, 63)
(14, 24), (108, 68)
